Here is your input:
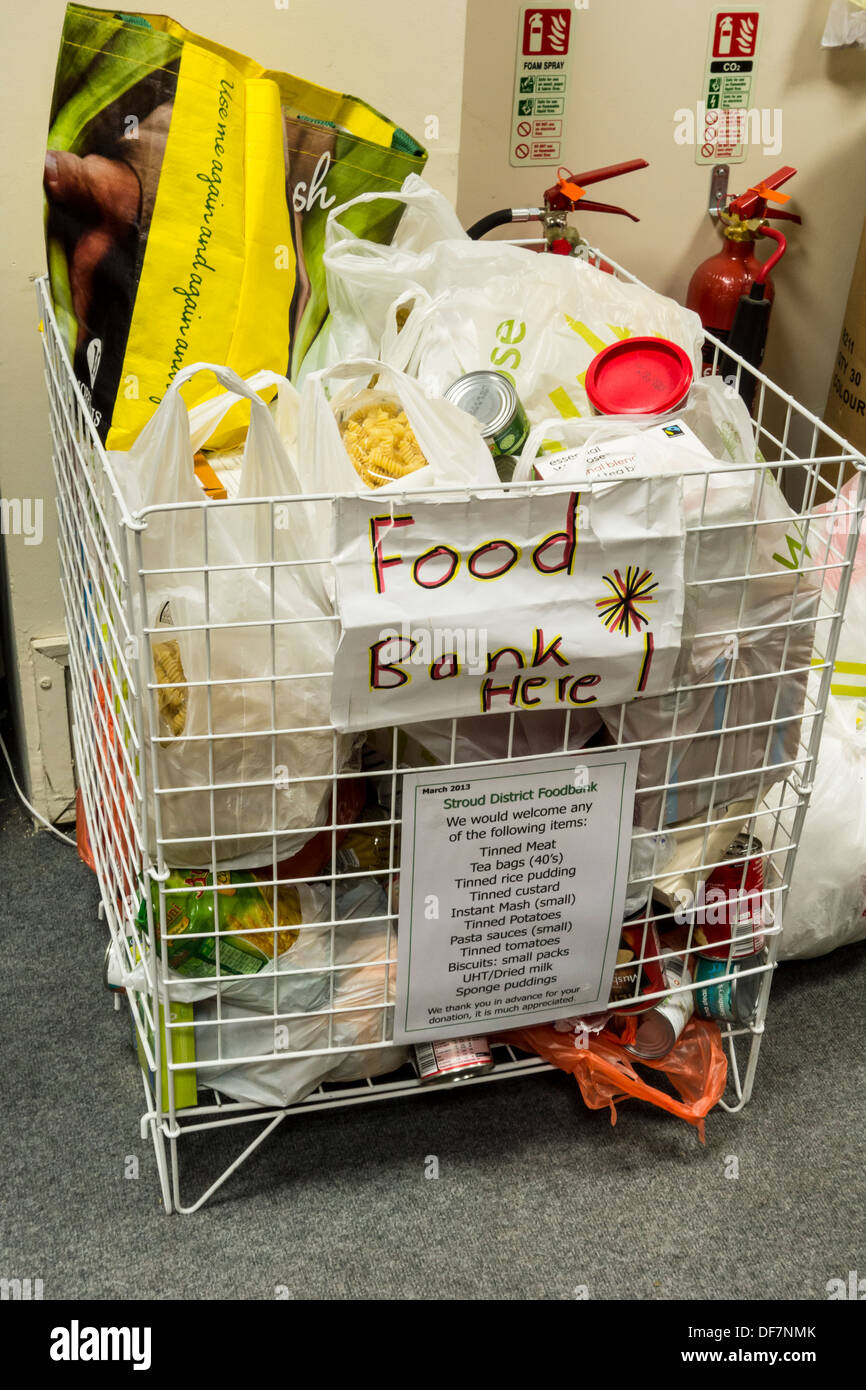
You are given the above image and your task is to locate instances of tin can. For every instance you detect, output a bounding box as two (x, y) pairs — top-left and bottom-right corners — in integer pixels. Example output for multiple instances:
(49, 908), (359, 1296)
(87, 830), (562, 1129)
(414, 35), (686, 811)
(414, 1037), (494, 1084)
(444, 371), (529, 458)
(694, 955), (764, 1023)
(696, 833), (766, 960)
(626, 955), (694, 1059)
(609, 916), (666, 1014)
(584, 337), (693, 416)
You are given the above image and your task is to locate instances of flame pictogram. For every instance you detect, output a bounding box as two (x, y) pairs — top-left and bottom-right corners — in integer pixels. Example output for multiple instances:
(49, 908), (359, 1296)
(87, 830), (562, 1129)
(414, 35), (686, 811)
(550, 12), (568, 51)
(736, 16), (756, 54)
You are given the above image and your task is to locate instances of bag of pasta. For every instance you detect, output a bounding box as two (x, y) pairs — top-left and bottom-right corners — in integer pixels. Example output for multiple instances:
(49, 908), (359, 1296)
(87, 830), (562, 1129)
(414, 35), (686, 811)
(299, 358), (498, 495)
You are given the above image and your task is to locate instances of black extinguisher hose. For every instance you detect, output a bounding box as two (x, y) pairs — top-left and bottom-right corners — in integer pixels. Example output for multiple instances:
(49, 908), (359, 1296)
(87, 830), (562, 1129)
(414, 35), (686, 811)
(466, 209), (519, 240)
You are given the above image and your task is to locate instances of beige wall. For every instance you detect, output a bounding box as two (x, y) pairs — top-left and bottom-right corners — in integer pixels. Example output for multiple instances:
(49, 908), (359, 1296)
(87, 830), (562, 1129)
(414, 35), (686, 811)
(0, 0), (468, 813)
(458, 0), (866, 418)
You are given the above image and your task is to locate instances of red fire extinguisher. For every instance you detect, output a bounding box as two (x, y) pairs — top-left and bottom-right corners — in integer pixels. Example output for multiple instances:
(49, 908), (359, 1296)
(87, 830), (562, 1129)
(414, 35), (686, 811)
(686, 166), (802, 376)
(466, 159), (649, 268)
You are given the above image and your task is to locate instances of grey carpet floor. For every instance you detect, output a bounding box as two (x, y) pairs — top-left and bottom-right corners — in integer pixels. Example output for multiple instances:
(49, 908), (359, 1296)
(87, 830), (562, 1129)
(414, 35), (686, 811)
(1, 758), (863, 1302)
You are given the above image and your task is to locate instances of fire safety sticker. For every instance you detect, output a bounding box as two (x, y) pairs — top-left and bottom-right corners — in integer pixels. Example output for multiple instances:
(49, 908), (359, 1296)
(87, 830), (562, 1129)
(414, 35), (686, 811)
(510, 5), (573, 168)
(696, 8), (763, 165)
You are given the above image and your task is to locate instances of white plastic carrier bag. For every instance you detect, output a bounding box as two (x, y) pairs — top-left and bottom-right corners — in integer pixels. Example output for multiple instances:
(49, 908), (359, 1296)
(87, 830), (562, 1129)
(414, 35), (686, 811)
(195, 880), (408, 1106)
(322, 175), (704, 423)
(778, 697), (866, 958)
(298, 356), (499, 497)
(111, 363), (351, 869)
(511, 377), (823, 827)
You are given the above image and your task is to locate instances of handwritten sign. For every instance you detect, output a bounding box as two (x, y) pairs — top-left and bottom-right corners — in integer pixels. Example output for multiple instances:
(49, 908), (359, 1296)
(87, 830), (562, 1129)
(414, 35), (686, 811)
(331, 480), (686, 732)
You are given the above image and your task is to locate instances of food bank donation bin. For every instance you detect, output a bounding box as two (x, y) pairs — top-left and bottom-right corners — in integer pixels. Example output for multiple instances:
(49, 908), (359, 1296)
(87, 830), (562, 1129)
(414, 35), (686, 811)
(37, 243), (864, 1212)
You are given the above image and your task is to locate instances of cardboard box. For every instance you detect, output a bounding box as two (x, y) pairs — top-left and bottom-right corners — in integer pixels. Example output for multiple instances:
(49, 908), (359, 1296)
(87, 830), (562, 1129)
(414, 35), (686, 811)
(824, 213), (866, 472)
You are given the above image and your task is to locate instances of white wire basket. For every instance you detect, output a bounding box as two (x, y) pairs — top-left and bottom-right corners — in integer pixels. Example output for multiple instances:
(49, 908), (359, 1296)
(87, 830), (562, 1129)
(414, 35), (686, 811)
(37, 257), (864, 1214)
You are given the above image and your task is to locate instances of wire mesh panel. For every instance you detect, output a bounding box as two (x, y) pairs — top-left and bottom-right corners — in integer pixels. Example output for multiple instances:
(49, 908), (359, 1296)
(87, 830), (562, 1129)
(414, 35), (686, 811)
(37, 265), (865, 1214)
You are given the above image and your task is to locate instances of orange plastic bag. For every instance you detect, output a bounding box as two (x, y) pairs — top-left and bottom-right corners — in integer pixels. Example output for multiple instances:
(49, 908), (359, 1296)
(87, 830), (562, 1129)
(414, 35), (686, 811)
(501, 1017), (728, 1140)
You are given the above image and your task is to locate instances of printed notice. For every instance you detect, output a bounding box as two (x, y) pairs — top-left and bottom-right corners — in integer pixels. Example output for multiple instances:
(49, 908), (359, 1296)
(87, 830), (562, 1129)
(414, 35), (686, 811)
(696, 8), (762, 164)
(393, 749), (639, 1043)
(511, 5), (573, 167)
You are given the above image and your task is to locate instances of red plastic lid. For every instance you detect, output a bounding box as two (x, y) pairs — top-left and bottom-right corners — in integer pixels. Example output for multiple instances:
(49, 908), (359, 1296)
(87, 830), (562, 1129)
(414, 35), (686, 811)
(585, 337), (694, 416)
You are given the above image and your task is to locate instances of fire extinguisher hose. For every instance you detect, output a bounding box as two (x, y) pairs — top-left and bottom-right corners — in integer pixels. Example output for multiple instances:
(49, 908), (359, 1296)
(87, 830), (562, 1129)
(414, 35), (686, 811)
(754, 225), (787, 284)
(467, 208), (541, 239)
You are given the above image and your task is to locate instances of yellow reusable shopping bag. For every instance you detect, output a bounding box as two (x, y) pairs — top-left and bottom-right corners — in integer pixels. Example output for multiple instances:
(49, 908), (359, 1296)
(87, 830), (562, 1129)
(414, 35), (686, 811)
(44, 5), (427, 448)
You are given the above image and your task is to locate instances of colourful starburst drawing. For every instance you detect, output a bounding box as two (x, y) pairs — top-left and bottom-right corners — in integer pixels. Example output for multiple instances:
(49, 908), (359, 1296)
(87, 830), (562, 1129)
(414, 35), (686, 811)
(596, 567), (658, 636)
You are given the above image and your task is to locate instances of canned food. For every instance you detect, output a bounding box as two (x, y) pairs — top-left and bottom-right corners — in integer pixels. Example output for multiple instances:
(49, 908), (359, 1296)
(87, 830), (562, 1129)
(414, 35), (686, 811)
(626, 955), (694, 1059)
(444, 371), (529, 458)
(584, 337), (694, 416)
(696, 833), (766, 960)
(609, 916), (666, 1014)
(414, 1037), (494, 1083)
(694, 955), (764, 1023)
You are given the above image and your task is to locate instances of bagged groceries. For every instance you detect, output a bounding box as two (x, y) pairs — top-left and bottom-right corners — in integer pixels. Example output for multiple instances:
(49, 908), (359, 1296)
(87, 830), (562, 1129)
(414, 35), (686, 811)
(775, 478), (865, 958)
(61, 129), (864, 1148)
(322, 177), (469, 364)
(122, 870), (406, 1106)
(514, 378), (821, 825)
(299, 358), (499, 494)
(323, 175), (704, 423)
(138, 870), (305, 979)
(113, 363), (352, 867)
(194, 879), (406, 1107)
(816, 475), (866, 705)
(44, 5), (426, 448)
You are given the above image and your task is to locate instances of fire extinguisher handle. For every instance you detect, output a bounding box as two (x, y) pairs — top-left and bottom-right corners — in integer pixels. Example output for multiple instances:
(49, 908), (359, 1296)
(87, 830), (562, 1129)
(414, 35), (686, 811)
(575, 198), (641, 222)
(568, 158), (650, 187)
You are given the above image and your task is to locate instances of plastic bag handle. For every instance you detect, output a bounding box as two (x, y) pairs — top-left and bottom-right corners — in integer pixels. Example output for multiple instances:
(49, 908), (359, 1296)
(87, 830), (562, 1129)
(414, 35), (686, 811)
(513, 416), (576, 482)
(171, 362), (275, 409)
(187, 369), (296, 454)
(325, 184), (449, 231)
(379, 288), (441, 373)
(135, 363), (303, 510)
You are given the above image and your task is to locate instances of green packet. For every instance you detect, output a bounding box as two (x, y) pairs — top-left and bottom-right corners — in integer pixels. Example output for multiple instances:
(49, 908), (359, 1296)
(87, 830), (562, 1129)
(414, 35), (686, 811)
(136, 870), (302, 978)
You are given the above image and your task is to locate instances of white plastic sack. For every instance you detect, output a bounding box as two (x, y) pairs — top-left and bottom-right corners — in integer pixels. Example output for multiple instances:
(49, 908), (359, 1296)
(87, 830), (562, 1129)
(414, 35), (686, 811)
(511, 378), (821, 826)
(323, 176), (703, 424)
(119, 882), (331, 1006)
(822, 0), (866, 47)
(298, 356), (498, 497)
(322, 175), (469, 364)
(111, 363), (350, 868)
(616, 609), (817, 829)
(779, 698), (866, 958)
(815, 474), (866, 704)
(195, 880), (408, 1106)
